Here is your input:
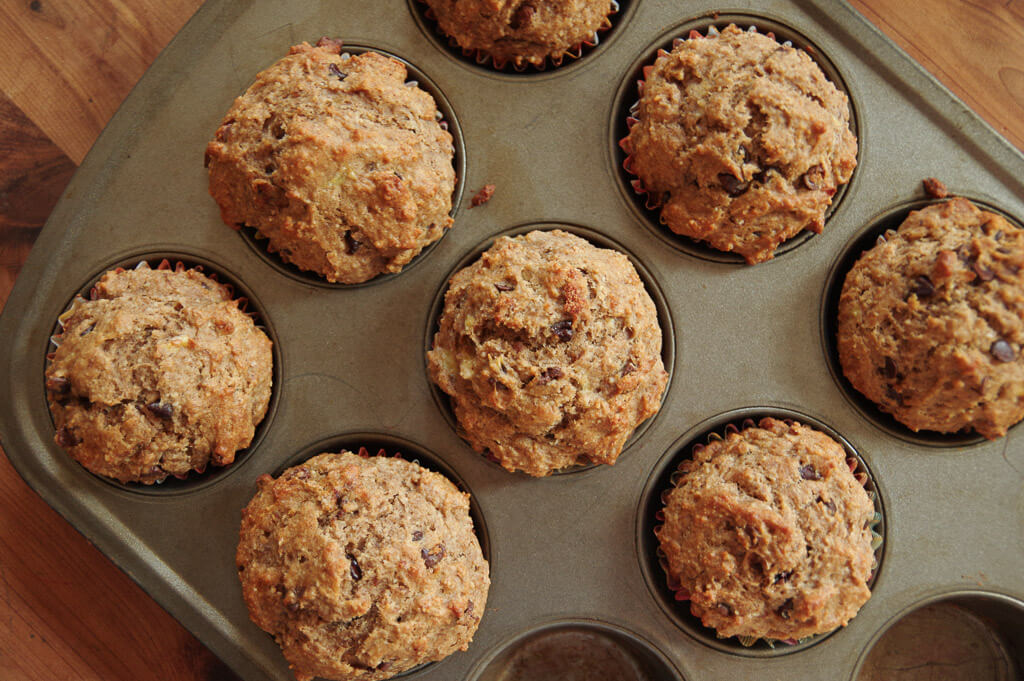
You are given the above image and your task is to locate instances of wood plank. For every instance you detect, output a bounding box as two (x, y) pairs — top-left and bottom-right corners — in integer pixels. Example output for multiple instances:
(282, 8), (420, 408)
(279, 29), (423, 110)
(0, 0), (203, 164)
(0, 447), (241, 681)
(848, 0), (1024, 151)
(0, 94), (75, 310)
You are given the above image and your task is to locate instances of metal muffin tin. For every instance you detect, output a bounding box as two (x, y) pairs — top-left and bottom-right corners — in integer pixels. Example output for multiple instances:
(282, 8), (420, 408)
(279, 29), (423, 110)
(1, 1), (1022, 680)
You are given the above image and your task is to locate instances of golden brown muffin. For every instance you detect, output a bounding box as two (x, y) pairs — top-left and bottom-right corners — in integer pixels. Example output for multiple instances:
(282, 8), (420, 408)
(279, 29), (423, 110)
(427, 230), (668, 476)
(206, 40), (455, 284)
(237, 451), (489, 681)
(624, 24), (857, 263)
(838, 197), (1024, 438)
(658, 418), (875, 641)
(423, 0), (613, 67)
(45, 263), (273, 484)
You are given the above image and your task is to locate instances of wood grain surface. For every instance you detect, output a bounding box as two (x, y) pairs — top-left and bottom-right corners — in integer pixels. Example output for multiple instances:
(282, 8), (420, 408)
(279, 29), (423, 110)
(0, 1), (1021, 680)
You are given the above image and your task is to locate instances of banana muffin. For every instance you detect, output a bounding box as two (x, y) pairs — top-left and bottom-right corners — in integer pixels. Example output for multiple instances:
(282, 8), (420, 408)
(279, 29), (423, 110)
(206, 39), (455, 284)
(624, 24), (857, 263)
(237, 451), (490, 681)
(838, 197), (1024, 438)
(657, 418), (875, 641)
(422, 0), (613, 67)
(427, 229), (668, 476)
(45, 263), (273, 484)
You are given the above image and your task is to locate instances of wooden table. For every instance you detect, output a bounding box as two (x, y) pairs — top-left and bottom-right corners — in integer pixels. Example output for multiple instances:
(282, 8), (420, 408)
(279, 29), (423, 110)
(0, 1), (1021, 679)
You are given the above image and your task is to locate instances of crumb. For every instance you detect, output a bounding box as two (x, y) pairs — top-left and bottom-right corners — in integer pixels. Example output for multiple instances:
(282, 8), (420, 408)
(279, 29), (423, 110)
(470, 184), (496, 207)
(923, 177), (949, 199)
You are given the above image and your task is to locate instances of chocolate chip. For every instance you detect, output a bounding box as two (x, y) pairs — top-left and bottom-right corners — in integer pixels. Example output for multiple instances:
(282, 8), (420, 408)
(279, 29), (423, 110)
(46, 376), (70, 394)
(716, 603), (733, 617)
(882, 357), (899, 380)
(991, 339), (1016, 363)
(412, 530), (423, 541)
(885, 384), (904, 406)
(344, 231), (362, 253)
(551, 319), (574, 342)
(328, 63), (348, 81)
(773, 570), (793, 584)
(818, 496), (837, 513)
(422, 544), (446, 569)
(972, 261), (995, 282)
(778, 598), (794, 620)
(911, 275), (936, 298)
(802, 165), (825, 191)
(494, 282), (514, 292)
(509, 3), (535, 29)
(56, 426), (80, 447)
(347, 554), (362, 581)
(465, 600), (475, 616)
(622, 359), (637, 376)
(718, 173), (750, 197)
(799, 464), (822, 481)
(146, 402), (174, 419)
(537, 367), (563, 385)
(376, 662), (392, 672)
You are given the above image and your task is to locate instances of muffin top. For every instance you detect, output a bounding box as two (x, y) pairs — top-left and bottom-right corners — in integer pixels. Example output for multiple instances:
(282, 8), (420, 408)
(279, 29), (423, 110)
(838, 197), (1024, 439)
(625, 24), (857, 263)
(658, 418), (875, 641)
(237, 451), (489, 681)
(45, 264), (273, 484)
(427, 230), (668, 476)
(206, 39), (455, 284)
(423, 0), (612, 67)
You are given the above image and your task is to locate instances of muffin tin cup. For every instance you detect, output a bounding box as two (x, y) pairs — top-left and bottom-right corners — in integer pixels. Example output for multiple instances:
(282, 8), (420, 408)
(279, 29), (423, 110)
(611, 14), (860, 264)
(637, 406), (886, 658)
(233, 43), (466, 289)
(409, 0), (630, 75)
(820, 195), (1024, 447)
(43, 252), (282, 497)
(0, 1), (1022, 680)
(423, 222), (675, 476)
(851, 590), (1024, 681)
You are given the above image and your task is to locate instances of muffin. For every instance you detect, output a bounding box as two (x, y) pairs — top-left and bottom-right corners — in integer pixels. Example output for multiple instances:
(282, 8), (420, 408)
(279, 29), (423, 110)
(427, 229), (668, 476)
(236, 451), (490, 681)
(838, 197), (1024, 439)
(657, 418), (875, 641)
(45, 263), (273, 484)
(623, 24), (857, 263)
(422, 0), (613, 67)
(206, 39), (455, 284)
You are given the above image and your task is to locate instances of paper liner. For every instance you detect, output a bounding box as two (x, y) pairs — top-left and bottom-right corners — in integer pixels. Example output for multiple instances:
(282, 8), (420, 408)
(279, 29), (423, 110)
(416, 0), (620, 73)
(46, 258), (263, 485)
(652, 416), (885, 648)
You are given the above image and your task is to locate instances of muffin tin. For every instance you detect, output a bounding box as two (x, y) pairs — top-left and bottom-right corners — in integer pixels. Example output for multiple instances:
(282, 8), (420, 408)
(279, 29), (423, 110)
(0, 1), (1022, 680)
